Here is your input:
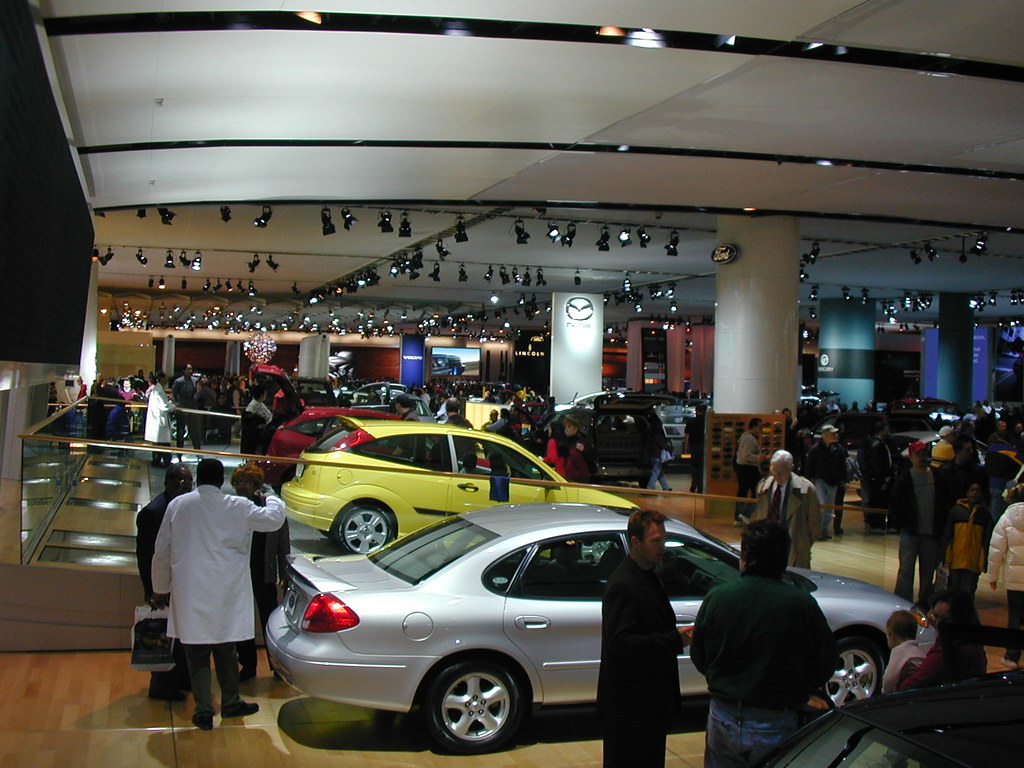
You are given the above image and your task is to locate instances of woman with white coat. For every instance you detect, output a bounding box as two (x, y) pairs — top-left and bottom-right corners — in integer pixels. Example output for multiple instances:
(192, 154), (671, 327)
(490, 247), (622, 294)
(985, 482), (1024, 669)
(145, 372), (175, 466)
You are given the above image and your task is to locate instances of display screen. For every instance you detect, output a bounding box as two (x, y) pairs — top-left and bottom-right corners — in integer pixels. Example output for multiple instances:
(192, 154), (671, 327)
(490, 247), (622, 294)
(993, 327), (1024, 402)
(430, 348), (480, 378)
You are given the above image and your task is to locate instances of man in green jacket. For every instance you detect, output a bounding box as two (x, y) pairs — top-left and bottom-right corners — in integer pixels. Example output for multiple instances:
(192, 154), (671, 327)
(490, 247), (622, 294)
(691, 520), (836, 768)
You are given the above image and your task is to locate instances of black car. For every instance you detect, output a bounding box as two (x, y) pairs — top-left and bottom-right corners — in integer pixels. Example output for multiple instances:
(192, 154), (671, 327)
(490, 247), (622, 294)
(754, 626), (1024, 768)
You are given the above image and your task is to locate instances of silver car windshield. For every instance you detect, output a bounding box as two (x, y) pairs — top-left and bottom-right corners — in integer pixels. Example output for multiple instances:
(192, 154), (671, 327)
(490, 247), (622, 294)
(369, 517), (498, 585)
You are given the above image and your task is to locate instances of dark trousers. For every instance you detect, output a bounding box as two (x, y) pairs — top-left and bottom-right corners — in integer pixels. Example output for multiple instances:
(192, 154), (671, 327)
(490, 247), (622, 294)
(690, 448), (705, 493)
(734, 464), (761, 521)
(236, 581), (280, 674)
(174, 411), (203, 450)
(183, 642), (243, 717)
(603, 721), (668, 768)
(148, 639), (189, 697)
(1006, 590), (1023, 663)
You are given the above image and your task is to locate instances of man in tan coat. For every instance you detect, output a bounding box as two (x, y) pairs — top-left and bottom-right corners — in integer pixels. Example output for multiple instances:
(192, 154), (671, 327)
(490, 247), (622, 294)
(751, 450), (819, 568)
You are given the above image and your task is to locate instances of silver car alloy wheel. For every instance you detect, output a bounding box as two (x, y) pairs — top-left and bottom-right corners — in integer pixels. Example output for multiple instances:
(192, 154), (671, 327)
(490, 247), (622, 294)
(826, 636), (882, 706)
(438, 670), (512, 742)
(337, 506), (392, 554)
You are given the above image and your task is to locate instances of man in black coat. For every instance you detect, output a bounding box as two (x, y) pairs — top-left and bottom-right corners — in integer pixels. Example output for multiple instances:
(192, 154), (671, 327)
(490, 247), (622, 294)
(598, 509), (690, 768)
(135, 464), (193, 700)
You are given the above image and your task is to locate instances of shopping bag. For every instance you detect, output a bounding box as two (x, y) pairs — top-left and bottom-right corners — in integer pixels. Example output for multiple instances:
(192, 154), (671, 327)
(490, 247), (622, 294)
(131, 604), (176, 672)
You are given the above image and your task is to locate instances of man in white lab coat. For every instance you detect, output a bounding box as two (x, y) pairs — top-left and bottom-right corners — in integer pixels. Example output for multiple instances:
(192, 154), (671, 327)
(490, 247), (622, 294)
(152, 458), (286, 730)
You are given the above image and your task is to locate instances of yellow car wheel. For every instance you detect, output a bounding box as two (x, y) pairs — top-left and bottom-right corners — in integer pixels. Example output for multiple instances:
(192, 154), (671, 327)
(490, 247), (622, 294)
(330, 503), (396, 554)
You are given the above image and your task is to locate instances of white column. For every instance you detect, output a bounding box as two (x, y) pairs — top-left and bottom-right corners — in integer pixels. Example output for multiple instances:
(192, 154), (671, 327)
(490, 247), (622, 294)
(79, 261), (99, 387)
(298, 334), (330, 378)
(713, 216), (799, 413)
(549, 292), (603, 403)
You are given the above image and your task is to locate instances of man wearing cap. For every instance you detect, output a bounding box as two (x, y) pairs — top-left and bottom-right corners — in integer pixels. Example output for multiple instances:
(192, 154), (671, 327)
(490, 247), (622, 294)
(393, 393), (421, 420)
(889, 440), (953, 605)
(930, 426), (956, 466)
(804, 425), (847, 540)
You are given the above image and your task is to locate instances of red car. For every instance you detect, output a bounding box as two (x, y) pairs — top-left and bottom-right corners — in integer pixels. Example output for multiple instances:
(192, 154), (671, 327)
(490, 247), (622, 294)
(257, 406), (398, 489)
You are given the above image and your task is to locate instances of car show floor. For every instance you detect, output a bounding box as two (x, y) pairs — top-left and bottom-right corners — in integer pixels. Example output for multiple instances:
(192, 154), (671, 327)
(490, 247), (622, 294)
(1, 462), (1015, 767)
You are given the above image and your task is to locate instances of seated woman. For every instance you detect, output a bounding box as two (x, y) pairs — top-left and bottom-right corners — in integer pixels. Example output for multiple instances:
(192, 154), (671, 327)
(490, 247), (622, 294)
(897, 589), (987, 690)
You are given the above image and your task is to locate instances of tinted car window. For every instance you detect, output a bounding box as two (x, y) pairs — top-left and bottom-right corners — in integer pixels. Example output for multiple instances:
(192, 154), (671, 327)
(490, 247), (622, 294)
(657, 537), (741, 598)
(452, 435), (546, 480)
(305, 425), (355, 451)
(288, 416), (332, 437)
(515, 534), (626, 599)
(370, 517), (497, 585)
(763, 713), (960, 768)
(350, 433), (451, 471)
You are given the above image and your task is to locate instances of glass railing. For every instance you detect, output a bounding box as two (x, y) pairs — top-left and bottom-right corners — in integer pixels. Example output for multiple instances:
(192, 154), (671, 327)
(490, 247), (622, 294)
(17, 405), (896, 593)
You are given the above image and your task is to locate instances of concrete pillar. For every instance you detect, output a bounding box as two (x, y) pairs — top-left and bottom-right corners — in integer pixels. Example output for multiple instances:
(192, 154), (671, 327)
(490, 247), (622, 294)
(161, 335), (176, 375)
(224, 341), (241, 375)
(713, 216), (799, 413)
(818, 298), (876, 407)
(79, 262), (99, 387)
(689, 324), (714, 394)
(937, 293), (973, 408)
(298, 334), (330, 378)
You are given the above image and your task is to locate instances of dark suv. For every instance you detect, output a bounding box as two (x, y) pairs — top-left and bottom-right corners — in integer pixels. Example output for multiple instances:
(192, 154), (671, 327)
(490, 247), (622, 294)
(550, 393), (673, 484)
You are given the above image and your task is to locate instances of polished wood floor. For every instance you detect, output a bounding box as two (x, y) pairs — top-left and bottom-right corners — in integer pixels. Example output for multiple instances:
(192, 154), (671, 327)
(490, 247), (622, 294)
(0, 467), (1015, 768)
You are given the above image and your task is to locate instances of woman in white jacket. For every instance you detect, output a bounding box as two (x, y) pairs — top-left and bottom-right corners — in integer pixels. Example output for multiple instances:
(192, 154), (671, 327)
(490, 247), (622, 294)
(985, 482), (1024, 669)
(144, 372), (175, 466)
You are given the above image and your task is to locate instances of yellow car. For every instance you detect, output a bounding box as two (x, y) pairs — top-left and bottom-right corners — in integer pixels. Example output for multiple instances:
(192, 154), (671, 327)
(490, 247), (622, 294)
(282, 421), (632, 553)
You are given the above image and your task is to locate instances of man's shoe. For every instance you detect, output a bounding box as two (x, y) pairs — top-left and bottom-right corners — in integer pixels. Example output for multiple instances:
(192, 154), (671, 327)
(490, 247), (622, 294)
(192, 713), (214, 730)
(221, 701), (259, 718)
(148, 690), (186, 702)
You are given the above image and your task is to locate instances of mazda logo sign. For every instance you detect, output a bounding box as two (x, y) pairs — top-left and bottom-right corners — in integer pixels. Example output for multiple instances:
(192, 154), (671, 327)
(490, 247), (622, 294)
(565, 297), (595, 322)
(819, 353), (830, 367)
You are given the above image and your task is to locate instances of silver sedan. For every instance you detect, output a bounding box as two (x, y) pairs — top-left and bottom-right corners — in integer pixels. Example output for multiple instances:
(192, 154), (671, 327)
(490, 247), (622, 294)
(267, 503), (918, 754)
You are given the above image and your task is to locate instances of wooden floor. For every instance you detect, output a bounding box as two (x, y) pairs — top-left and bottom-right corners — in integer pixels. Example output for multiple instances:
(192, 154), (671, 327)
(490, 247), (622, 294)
(0, 467), (1015, 767)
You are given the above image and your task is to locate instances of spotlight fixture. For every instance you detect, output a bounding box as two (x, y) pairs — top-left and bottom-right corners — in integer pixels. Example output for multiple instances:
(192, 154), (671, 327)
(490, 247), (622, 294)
(98, 246), (114, 265)
(484, 265), (494, 282)
(521, 267), (532, 287)
(622, 274), (632, 292)
(454, 216), (469, 243)
(203, 278), (212, 292)
(429, 263), (441, 282)
(266, 254), (279, 271)
(321, 207), (336, 236)
(511, 265), (521, 283)
(596, 226), (611, 251)
(926, 242), (938, 261)
(408, 267), (420, 280)
(489, 291), (500, 304)
(341, 208), (357, 230)
(975, 232), (988, 253)
(136, 208), (146, 219)
(518, 293), (526, 305)
(253, 205), (272, 228)
(665, 230), (679, 256)
(546, 222), (560, 242)
(247, 280), (257, 296)
(219, 205), (231, 222)
(535, 268), (546, 286)
(248, 253), (261, 273)
(841, 286), (851, 301)
(157, 207), (175, 225)
(164, 250), (175, 269)
(809, 241), (821, 262)
(574, 269), (581, 286)
(910, 249), (921, 264)
(181, 278), (188, 290)
(618, 226), (632, 247)
(398, 211), (412, 237)
(215, 279), (223, 291)
(561, 222), (576, 247)
(499, 265), (510, 285)
(435, 239), (450, 261)
(514, 219), (530, 245)
(377, 210), (394, 233)
(236, 280), (244, 292)
(861, 287), (870, 304)
(190, 251), (202, 271)
(458, 264), (468, 282)
(809, 284), (819, 301)
(135, 248), (147, 265)
(637, 226), (651, 247)
(158, 276), (166, 289)
(148, 277), (154, 288)
(178, 249), (190, 267)
(291, 282), (300, 295)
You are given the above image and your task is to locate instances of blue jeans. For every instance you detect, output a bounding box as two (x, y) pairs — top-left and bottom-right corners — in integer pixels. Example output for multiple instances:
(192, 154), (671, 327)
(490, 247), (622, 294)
(705, 698), (798, 768)
(647, 456), (671, 491)
(813, 479), (837, 537)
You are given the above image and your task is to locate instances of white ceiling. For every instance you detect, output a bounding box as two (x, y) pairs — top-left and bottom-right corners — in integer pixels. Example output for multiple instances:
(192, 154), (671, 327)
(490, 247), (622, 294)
(37, 0), (1024, 336)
